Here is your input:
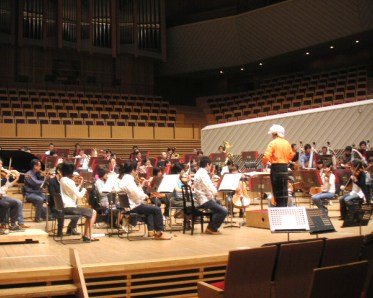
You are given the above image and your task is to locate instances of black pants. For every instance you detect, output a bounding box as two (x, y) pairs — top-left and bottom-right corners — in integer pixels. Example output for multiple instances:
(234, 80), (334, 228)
(270, 164), (289, 207)
(0, 198), (18, 225)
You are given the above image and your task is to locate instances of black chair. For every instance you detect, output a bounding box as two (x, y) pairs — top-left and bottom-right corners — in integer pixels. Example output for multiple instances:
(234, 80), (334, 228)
(51, 193), (83, 244)
(181, 184), (212, 235)
(117, 192), (148, 241)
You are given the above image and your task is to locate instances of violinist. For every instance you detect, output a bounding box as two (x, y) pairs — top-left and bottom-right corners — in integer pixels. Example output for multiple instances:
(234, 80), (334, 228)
(24, 159), (47, 222)
(312, 162), (336, 214)
(194, 157), (227, 235)
(60, 162), (97, 242)
(48, 163), (80, 237)
(339, 160), (367, 220)
(148, 167), (169, 218)
(0, 158), (27, 231)
(76, 149), (89, 172)
(73, 143), (80, 157)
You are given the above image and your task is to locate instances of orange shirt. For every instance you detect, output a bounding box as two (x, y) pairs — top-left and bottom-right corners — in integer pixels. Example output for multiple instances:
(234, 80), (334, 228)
(262, 137), (294, 165)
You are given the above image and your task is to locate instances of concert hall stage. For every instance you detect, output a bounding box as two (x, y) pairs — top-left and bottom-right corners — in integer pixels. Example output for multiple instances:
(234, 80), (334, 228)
(0, 202), (371, 297)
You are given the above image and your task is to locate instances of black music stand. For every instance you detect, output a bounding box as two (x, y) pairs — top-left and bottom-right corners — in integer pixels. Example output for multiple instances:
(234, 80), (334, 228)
(268, 207), (310, 241)
(217, 173), (242, 228)
(246, 172), (271, 210)
(342, 204), (372, 235)
(306, 208), (336, 237)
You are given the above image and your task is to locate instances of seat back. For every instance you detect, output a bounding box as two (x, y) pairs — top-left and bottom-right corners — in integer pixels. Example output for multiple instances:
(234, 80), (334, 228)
(361, 234), (373, 261)
(117, 192), (130, 209)
(224, 246), (277, 298)
(181, 184), (196, 211)
(53, 193), (65, 212)
(307, 261), (369, 298)
(321, 235), (364, 267)
(273, 240), (324, 298)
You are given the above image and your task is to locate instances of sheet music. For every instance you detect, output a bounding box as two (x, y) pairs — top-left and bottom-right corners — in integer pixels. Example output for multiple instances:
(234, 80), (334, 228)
(157, 174), (179, 193)
(102, 173), (119, 193)
(218, 173), (242, 191)
(244, 171), (270, 177)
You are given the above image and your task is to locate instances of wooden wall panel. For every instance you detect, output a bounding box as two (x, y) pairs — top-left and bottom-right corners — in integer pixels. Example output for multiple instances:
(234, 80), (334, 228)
(89, 126), (111, 139)
(112, 126), (133, 139)
(194, 127), (201, 140)
(175, 127), (193, 140)
(66, 125), (89, 138)
(17, 124), (40, 138)
(154, 127), (174, 140)
(133, 127), (154, 139)
(0, 124), (16, 137)
(42, 125), (65, 138)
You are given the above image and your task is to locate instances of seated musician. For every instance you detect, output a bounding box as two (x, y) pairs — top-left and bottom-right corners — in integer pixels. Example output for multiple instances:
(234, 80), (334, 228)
(45, 143), (56, 156)
(300, 144), (313, 168)
(129, 145), (140, 160)
(312, 162), (336, 214)
(339, 146), (353, 168)
(138, 159), (152, 176)
(194, 157), (227, 235)
(48, 163), (80, 237)
(316, 159), (324, 175)
(94, 165), (123, 229)
(0, 158), (30, 229)
(289, 144), (299, 170)
(169, 163), (186, 211)
(59, 162), (97, 242)
(339, 160), (367, 220)
(75, 149), (89, 172)
(73, 143), (80, 157)
(156, 152), (168, 168)
(24, 159), (46, 222)
(220, 159), (233, 176)
(108, 157), (118, 174)
(147, 167), (169, 218)
(117, 161), (172, 240)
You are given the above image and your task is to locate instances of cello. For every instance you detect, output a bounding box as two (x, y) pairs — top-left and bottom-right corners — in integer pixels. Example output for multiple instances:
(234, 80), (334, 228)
(232, 176), (251, 208)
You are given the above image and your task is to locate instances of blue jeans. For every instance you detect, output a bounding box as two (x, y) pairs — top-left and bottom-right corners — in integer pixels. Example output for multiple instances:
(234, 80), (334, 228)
(201, 200), (227, 232)
(339, 193), (363, 219)
(312, 192), (335, 211)
(25, 193), (45, 220)
(3, 197), (25, 225)
(132, 204), (164, 232)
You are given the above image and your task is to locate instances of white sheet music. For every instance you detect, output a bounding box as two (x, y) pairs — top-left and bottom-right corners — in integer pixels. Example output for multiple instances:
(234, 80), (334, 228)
(157, 174), (179, 193)
(244, 171), (270, 177)
(218, 173), (242, 191)
(102, 173), (119, 192)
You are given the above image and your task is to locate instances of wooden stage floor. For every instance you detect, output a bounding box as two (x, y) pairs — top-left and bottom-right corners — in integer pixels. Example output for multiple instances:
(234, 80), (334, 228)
(1, 205), (372, 271)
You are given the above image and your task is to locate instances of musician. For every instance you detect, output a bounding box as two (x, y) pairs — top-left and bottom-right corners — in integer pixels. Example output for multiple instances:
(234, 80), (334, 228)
(320, 146), (328, 155)
(75, 149), (89, 171)
(73, 143), (80, 157)
(117, 161), (172, 240)
(218, 145), (225, 153)
(48, 163), (80, 237)
(226, 163), (244, 217)
(147, 167), (169, 218)
(300, 144), (313, 168)
(157, 152), (168, 168)
(60, 162), (97, 242)
(339, 160), (367, 220)
(108, 157), (118, 174)
(363, 163), (372, 204)
(138, 159), (152, 176)
(129, 145), (140, 160)
(359, 141), (367, 156)
(289, 144), (299, 170)
(168, 163), (186, 217)
(95, 166), (123, 229)
(262, 124), (294, 207)
(316, 160), (324, 175)
(45, 143), (56, 156)
(134, 152), (142, 167)
(220, 159), (233, 176)
(194, 157), (227, 235)
(0, 195), (23, 233)
(24, 159), (46, 222)
(312, 162), (336, 213)
(339, 146), (353, 168)
(0, 158), (30, 229)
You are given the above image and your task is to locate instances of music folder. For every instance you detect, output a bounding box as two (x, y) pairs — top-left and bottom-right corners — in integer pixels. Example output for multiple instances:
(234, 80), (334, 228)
(157, 174), (179, 193)
(217, 173), (242, 191)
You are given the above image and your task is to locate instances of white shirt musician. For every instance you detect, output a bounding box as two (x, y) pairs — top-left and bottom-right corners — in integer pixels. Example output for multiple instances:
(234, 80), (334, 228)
(311, 162), (336, 213)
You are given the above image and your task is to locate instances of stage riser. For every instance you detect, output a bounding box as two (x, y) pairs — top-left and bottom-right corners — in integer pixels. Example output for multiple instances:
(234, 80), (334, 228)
(246, 210), (270, 229)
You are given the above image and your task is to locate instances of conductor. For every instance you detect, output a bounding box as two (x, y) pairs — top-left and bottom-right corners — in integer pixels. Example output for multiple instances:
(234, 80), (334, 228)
(262, 124), (294, 207)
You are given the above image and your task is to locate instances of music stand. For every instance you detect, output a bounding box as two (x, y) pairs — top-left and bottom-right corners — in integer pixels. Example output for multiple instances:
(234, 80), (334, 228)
(306, 208), (336, 237)
(241, 151), (259, 161)
(56, 149), (69, 158)
(245, 171), (271, 210)
(316, 154), (333, 164)
(217, 174), (242, 228)
(292, 170), (322, 194)
(342, 204), (372, 235)
(268, 207), (310, 241)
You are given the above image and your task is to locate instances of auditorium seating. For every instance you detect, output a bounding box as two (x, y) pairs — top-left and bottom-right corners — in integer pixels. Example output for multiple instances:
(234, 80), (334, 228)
(0, 88), (179, 127)
(200, 66), (370, 124)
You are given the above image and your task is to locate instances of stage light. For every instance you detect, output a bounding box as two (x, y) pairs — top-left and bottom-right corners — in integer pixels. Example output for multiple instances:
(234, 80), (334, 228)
(306, 52), (310, 55)
(219, 70), (223, 74)
(259, 62), (263, 66)
(355, 40), (359, 43)
(330, 45), (334, 49)
(240, 67), (244, 71)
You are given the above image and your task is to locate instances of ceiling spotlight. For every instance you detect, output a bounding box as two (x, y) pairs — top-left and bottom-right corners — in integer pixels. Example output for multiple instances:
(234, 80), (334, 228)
(355, 40), (359, 43)
(240, 67), (244, 71)
(219, 70), (223, 74)
(259, 62), (263, 66)
(330, 45), (334, 49)
(306, 52), (310, 55)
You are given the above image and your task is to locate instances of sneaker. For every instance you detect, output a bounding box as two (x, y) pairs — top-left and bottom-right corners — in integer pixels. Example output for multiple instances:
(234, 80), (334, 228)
(9, 225), (25, 232)
(18, 224), (31, 229)
(154, 232), (172, 240)
(205, 228), (222, 235)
